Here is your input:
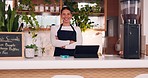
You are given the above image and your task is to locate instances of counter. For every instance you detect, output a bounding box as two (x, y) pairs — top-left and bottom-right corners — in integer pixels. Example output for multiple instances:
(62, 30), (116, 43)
(0, 55), (148, 70)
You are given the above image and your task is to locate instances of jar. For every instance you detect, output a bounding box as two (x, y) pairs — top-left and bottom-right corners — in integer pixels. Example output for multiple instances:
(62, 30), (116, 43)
(45, 4), (49, 12)
(34, 4), (39, 12)
(40, 4), (44, 12)
(50, 5), (54, 12)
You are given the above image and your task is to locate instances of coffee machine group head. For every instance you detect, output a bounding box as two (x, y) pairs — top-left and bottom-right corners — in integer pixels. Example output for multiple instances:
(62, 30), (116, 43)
(120, 0), (141, 59)
(120, 0), (141, 24)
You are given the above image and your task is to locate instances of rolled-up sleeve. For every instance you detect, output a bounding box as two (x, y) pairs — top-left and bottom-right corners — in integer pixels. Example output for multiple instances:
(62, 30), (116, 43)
(65, 26), (83, 49)
(50, 26), (70, 47)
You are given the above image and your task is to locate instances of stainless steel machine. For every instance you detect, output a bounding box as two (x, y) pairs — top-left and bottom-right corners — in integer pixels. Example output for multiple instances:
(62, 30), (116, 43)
(120, 0), (141, 59)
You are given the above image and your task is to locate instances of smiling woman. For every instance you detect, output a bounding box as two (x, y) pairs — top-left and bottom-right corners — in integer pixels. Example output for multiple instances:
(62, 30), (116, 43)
(61, 7), (72, 25)
(50, 6), (83, 56)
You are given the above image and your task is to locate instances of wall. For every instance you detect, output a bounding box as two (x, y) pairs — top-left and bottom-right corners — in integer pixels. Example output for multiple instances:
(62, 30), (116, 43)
(105, 0), (119, 54)
(24, 30), (54, 57)
(24, 14), (105, 56)
(36, 15), (60, 27)
(24, 30), (104, 57)
(143, 0), (148, 44)
(35, 15), (104, 29)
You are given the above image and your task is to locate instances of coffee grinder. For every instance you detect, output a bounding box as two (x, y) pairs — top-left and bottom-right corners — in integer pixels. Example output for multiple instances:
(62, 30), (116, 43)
(120, 0), (141, 59)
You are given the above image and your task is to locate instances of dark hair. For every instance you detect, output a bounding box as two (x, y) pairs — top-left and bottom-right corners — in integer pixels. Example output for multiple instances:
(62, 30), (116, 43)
(61, 6), (72, 14)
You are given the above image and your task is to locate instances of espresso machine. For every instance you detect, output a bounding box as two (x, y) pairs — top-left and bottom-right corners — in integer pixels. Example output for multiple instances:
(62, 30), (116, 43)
(120, 0), (141, 59)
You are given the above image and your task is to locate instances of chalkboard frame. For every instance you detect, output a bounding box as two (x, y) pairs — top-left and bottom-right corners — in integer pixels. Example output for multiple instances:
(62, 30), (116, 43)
(0, 32), (24, 59)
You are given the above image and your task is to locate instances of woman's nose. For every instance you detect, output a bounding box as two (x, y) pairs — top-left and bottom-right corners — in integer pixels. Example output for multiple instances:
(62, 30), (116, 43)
(64, 15), (69, 18)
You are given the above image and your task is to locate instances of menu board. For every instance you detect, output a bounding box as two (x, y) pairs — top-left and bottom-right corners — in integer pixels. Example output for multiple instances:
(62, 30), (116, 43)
(0, 32), (24, 58)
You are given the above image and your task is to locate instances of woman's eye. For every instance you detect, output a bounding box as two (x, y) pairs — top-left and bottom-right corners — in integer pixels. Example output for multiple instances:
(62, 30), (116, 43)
(62, 13), (66, 15)
(67, 13), (70, 15)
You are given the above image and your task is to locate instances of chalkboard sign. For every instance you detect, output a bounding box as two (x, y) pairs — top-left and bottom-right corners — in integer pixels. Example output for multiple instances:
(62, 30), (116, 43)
(0, 32), (24, 58)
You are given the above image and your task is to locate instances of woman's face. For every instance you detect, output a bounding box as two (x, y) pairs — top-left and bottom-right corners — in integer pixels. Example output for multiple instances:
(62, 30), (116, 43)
(61, 9), (72, 24)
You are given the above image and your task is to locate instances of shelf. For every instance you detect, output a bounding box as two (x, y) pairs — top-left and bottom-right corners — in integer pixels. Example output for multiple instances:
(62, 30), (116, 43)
(93, 28), (106, 31)
(72, 12), (104, 16)
(17, 11), (103, 16)
(14, 0), (106, 31)
(17, 11), (60, 15)
(23, 28), (50, 31)
(89, 13), (104, 16)
(63, 0), (103, 3)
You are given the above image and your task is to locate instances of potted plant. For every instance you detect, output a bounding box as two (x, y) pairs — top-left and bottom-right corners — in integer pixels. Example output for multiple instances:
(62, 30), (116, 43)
(25, 44), (38, 58)
(72, 5), (94, 31)
(0, 0), (39, 32)
(44, 0), (51, 4)
(21, 13), (39, 57)
(0, 0), (25, 58)
(18, 0), (33, 11)
(17, 0), (40, 56)
(63, 0), (77, 12)
(54, 0), (60, 12)
(0, 0), (39, 58)
(0, 1), (20, 32)
(0, 0), (39, 37)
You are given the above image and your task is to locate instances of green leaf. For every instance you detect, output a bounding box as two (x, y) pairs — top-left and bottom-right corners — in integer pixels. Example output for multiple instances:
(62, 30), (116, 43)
(13, 15), (20, 32)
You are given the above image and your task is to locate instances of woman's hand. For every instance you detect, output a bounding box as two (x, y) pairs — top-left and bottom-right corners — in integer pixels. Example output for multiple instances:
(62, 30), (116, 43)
(61, 46), (65, 49)
(119, 51), (123, 58)
(69, 40), (75, 44)
(60, 40), (75, 49)
(55, 36), (59, 40)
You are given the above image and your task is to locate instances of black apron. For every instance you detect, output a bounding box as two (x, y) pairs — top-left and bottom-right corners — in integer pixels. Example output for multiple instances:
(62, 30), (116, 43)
(54, 24), (76, 56)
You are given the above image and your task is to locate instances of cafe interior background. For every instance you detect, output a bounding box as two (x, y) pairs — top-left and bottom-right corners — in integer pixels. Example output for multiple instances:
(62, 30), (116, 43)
(1, 0), (148, 78)
(4, 0), (106, 57)
(2, 0), (147, 57)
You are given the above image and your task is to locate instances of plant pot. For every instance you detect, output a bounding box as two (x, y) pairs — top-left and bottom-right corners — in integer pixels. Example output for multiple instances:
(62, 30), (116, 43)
(19, 4), (30, 11)
(25, 48), (34, 58)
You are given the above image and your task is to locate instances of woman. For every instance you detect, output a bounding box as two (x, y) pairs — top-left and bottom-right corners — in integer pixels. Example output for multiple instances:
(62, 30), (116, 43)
(50, 7), (83, 56)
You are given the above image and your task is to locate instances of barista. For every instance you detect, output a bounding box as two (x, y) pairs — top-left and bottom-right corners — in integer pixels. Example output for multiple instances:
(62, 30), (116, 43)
(50, 6), (83, 56)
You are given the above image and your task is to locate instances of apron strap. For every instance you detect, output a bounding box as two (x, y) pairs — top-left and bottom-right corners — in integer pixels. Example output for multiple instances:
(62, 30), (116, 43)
(58, 24), (76, 32)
